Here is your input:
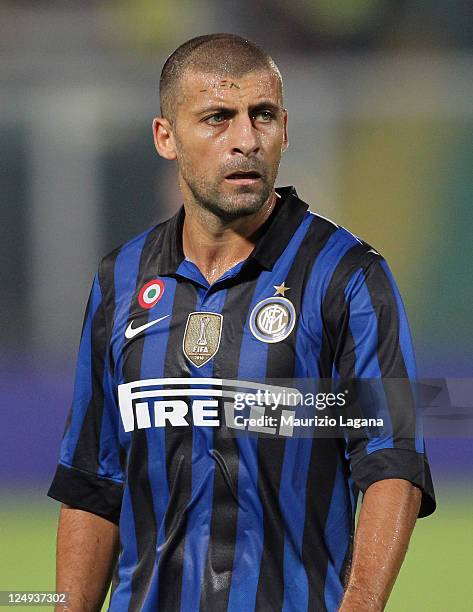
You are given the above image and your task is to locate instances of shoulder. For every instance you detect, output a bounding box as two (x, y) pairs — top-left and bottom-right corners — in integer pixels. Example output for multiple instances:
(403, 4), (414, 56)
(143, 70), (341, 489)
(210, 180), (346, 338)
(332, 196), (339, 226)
(96, 220), (168, 289)
(298, 204), (397, 313)
(311, 216), (400, 317)
(305, 207), (385, 275)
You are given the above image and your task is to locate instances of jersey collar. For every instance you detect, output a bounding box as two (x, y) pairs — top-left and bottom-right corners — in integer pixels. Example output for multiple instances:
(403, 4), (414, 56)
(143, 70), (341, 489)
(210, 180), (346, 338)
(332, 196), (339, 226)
(157, 185), (309, 275)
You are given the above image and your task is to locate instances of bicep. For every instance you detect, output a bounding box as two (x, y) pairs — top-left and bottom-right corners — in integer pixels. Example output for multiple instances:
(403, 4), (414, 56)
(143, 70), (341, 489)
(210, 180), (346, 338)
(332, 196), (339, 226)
(333, 256), (436, 518)
(48, 273), (124, 524)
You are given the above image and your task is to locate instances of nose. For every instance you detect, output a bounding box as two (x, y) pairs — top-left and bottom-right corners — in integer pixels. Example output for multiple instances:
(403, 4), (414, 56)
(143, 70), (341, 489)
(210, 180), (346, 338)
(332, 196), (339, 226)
(230, 115), (260, 157)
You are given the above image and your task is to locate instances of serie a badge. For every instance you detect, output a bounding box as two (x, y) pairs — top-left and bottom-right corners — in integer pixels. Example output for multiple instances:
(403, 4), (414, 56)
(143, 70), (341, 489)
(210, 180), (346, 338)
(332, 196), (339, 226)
(183, 312), (223, 367)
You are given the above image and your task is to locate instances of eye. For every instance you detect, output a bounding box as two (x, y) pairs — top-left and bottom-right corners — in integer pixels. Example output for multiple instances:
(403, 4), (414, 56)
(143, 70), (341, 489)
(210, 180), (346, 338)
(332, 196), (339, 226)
(254, 110), (274, 122)
(205, 112), (228, 125)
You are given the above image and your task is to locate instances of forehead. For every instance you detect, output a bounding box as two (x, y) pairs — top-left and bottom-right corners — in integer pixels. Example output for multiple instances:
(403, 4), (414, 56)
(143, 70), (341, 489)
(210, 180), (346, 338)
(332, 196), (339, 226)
(178, 68), (282, 109)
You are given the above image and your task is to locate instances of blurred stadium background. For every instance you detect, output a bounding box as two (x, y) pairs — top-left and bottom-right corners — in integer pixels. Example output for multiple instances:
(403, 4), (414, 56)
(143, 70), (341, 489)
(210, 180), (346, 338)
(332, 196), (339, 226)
(1, 1), (472, 610)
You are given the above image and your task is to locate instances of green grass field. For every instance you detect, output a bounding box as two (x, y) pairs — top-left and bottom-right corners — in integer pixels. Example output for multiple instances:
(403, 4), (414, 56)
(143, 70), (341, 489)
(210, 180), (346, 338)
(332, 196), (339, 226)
(0, 486), (471, 611)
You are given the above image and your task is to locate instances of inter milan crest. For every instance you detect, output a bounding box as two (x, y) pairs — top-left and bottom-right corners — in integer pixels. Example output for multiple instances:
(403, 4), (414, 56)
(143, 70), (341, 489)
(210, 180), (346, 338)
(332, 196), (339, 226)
(249, 296), (296, 343)
(183, 312), (223, 368)
(138, 279), (164, 309)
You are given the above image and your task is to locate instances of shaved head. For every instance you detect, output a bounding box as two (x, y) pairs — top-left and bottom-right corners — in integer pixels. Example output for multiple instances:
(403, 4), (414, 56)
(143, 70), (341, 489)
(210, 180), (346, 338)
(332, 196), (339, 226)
(159, 33), (283, 124)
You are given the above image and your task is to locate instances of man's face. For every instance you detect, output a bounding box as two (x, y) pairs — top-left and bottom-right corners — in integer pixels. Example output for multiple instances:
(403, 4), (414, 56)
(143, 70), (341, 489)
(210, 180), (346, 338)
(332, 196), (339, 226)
(171, 68), (288, 220)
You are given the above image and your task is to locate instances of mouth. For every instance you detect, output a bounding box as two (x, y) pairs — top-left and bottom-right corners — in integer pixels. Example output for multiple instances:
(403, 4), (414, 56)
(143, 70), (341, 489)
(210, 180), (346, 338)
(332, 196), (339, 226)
(224, 171), (262, 185)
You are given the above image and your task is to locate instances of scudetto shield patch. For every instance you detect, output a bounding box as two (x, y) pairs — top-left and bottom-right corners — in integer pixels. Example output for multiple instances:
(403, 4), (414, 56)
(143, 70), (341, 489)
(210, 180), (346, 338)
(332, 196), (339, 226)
(183, 312), (223, 368)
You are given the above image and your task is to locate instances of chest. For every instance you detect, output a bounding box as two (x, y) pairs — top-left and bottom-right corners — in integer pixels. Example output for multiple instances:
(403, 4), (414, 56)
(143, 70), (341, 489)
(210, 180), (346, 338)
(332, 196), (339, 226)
(110, 271), (324, 386)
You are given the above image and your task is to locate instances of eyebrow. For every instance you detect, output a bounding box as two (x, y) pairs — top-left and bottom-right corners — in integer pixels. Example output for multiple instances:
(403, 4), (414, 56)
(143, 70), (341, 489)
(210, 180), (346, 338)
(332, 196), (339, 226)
(194, 101), (282, 116)
(250, 101), (281, 114)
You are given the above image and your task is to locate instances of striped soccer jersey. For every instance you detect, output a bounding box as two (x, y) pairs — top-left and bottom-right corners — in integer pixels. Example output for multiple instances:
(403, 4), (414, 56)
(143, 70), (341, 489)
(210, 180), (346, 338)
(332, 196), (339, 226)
(48, 185), (435, 612)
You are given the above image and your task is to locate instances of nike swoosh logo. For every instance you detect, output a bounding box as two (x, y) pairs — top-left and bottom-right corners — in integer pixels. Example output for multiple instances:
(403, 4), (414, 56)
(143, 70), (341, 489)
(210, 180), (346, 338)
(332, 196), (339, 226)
(125, 315), (170, 339)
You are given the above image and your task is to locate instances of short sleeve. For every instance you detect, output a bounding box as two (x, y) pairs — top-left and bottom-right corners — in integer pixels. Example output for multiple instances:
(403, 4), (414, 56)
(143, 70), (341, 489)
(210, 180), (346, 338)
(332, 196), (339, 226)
(47, 272), (124, 524)
(334, 253), (436, 518)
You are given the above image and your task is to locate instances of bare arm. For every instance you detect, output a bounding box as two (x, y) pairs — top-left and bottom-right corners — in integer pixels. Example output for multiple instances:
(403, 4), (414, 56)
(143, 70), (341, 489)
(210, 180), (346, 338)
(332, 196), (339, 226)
(55, 504), (119, 612)
(338, 478), (421, 612)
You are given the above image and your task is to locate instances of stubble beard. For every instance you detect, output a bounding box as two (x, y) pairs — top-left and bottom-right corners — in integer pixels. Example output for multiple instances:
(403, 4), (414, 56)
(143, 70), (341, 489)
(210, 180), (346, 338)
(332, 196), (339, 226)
(177, 148), (279, 222)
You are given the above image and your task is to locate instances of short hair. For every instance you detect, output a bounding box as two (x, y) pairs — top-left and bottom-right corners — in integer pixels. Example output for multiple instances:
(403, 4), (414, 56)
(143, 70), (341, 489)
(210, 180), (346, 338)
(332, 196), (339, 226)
(159, 33), (283, 123)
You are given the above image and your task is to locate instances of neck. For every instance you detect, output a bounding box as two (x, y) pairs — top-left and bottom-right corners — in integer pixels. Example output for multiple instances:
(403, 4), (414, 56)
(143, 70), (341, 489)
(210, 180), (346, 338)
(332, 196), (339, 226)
(182, 191), (277, 284)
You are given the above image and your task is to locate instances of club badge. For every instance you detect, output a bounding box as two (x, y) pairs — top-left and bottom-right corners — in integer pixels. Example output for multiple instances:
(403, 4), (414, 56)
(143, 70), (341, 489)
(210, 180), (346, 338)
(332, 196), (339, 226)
(138, 279), (164, 309)
(249, 297), (296, 343)
(183, 312), (223, 368)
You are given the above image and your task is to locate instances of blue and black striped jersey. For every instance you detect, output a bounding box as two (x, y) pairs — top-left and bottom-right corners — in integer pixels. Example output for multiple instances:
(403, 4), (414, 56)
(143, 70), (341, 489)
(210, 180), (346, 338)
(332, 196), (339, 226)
(48, 186), (435, 612)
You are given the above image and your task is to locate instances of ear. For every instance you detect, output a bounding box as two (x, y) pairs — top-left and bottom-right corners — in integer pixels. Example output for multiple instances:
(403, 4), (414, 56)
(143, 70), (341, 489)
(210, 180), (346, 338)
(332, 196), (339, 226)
(152, 117), (177, 160)
(281, 108), (289, 153)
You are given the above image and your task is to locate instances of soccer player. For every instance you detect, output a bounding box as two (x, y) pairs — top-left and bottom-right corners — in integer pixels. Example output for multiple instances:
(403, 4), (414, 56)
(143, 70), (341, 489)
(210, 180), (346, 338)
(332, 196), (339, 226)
(48, 34), (435, 611)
